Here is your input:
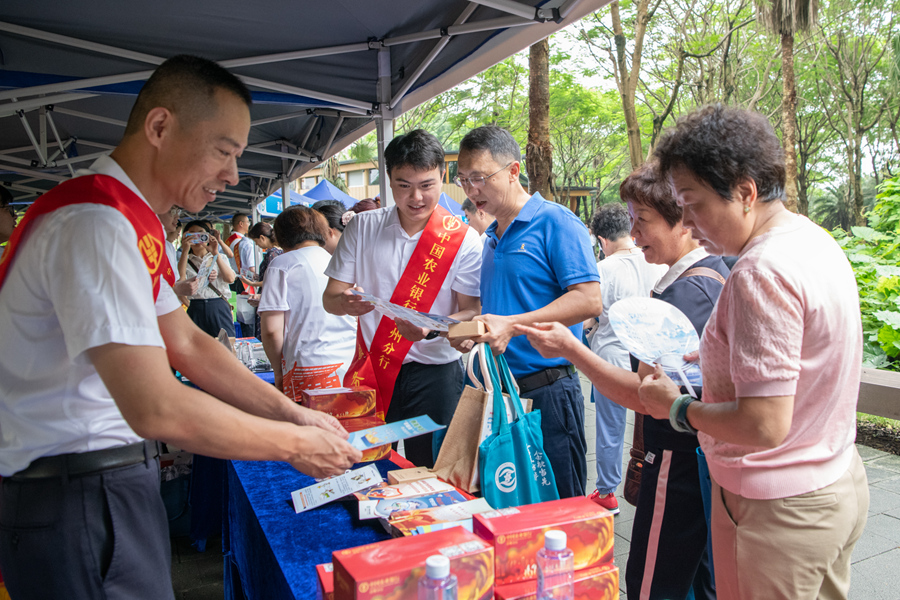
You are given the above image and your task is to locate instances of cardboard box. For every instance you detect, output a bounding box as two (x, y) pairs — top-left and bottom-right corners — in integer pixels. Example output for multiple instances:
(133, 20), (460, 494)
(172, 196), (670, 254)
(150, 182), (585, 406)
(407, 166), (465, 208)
(472, 497), (614, 586)
(493, 563), (619, 600)
(342, 416), (390, 462)
(316, 562), (334, 600)
(388, 467), (434, 485)
(332, 527), (494, 600)
(448, 320), (486, 339)
(300, 387), (376, 418)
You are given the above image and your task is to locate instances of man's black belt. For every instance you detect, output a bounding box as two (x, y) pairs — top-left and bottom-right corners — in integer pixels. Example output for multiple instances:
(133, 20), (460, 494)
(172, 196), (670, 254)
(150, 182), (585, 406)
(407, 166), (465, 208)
(517, 364), (576, 395)
(9, 440), (159, 481)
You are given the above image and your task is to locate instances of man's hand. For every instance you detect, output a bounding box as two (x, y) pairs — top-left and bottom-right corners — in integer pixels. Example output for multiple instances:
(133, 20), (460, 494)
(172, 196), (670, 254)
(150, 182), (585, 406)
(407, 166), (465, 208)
(471, 313), (518, 354)
(513, 322), (579, 360)
(395, 318), (428, 342)
(340, 286), (375, 316)
(291, 427), (362, 478)
(173, 276), (200, 297)
(449, 336), (476, 353)
(293, 406), (350, 439)
(638, 364), (682, 420)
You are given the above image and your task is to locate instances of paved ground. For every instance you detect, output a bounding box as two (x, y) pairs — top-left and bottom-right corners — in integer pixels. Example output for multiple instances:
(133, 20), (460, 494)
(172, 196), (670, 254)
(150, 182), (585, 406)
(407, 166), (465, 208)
(171, 373), (900, 599)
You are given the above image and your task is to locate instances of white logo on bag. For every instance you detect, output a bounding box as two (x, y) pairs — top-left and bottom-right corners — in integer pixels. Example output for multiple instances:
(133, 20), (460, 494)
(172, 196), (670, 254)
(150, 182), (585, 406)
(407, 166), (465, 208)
(496, 462), (517, 492)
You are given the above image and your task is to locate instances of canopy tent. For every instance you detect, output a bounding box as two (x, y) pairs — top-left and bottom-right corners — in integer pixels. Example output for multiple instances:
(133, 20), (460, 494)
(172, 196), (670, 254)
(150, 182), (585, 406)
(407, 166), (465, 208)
(257, 188), (311, 219)
(0, 0), (610, 216)
(439, 192), (466, 217)
(303, 180), (358, 210)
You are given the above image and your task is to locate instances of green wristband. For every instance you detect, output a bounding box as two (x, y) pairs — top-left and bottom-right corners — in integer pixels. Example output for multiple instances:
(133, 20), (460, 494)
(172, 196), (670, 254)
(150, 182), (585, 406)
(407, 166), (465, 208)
(669, 394), (697, 435)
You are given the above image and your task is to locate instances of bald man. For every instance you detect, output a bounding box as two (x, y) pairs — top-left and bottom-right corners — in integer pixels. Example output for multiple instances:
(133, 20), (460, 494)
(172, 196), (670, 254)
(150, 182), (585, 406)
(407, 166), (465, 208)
(0, 55), (360, 599)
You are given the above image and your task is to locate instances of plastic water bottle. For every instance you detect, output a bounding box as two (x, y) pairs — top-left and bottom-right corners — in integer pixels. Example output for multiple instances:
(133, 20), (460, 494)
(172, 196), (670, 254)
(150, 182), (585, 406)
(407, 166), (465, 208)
(418, 555), (458, 600)
(537, 530), (574, 600)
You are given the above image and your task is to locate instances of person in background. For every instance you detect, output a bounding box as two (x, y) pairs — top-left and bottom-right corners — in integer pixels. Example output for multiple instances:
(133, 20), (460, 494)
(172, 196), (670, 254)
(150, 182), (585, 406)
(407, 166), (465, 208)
(323, 129), (482, 468)
(243, 221), (283, 339)
(584, 203), (666, 514)
(179, 220), (237, 337)
(351, 198), (378, 214)
(159, 207), (199, 302)
(201, 218), (234, 262)
(0, 186), (17, 261)
(518, 159), (725, 600)
(461, 197), (493, 241)
(259, 206), (356, 393)
(311, 199), (347, 253)
(640, 104), (868, 600)
(454, 125), (602, 499)
(227, 212), (257, 286)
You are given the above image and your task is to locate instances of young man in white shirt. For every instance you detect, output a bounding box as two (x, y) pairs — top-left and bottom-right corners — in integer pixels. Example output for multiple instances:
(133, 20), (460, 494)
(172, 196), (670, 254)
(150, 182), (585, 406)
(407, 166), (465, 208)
(323, 129), (482, 468)
(0, 55), (360, 599)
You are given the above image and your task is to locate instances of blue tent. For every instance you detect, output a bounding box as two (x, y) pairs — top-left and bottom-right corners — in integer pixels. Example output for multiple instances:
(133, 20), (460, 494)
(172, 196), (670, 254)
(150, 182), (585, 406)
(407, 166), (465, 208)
(303, 180), (357, 209)
(439, 192), (465, 217)
(258, 189), (311, 218)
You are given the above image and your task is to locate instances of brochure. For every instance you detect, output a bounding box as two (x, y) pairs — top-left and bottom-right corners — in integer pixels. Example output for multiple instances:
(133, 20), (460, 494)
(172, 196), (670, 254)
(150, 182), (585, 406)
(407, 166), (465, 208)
(347, 415), (445, 450)
(359, 490), (468, 520)
(353, 477), (456, 503)
(349, 289), (460, 332)
(290, 464), (382, 514)
(389, 498), (493, 537)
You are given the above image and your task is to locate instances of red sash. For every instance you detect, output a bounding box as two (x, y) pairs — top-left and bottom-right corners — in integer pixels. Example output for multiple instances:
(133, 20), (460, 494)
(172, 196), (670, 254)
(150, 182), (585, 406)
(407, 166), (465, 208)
(342, 206), (468, 416)
(226, 232), (243, 271)
(0, 175), (175, 301)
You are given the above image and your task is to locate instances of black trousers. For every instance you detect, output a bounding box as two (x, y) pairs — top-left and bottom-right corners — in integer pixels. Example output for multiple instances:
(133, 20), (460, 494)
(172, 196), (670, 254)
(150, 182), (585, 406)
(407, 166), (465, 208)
(187, 297), (235, 338)
(626, 446), (715, 600)
(385, 359), (464, 469)
(0, 455), (174, 599)
(526, 372), (588, 499)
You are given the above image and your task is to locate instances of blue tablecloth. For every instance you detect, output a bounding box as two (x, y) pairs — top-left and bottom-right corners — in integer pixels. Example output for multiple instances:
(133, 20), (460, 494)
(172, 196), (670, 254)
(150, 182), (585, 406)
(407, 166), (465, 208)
(224, 456), (407, 600)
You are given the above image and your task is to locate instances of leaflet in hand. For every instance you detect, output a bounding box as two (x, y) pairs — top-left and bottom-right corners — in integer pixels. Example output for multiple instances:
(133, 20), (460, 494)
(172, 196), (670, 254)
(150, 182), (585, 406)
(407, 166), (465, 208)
(349, 289), (460, 332)
(195, 253), (216, 294)
(347, 415), (445, 450)
(358, 490), (467, 520)
(290, 464), (382, 514)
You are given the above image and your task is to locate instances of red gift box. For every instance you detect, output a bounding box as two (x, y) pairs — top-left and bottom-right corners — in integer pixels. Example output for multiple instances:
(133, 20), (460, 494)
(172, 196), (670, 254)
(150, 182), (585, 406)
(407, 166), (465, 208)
(341, 415), (390, 462)
(300, 386), (376, 419)
(317, 562), (334, 600)
(493, 563), (619, 600)
(472, 497), (614, 586)
(332, 527), (494, 600)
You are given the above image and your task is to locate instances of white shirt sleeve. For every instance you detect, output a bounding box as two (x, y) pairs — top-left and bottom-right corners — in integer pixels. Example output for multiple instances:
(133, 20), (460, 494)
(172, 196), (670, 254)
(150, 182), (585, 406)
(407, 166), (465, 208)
(43, 205), (166, 359)
(257, 262), (291, 312)
(240, 237), (256, 270)
(155, 277), (182, 316)
(324, 215), (360, 284)
(449, 227), (483, 298)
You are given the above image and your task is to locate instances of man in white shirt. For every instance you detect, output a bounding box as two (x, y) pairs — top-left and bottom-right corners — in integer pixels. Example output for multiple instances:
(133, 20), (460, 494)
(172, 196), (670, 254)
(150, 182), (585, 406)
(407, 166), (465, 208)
(158, 206), (199, 300)
(586, 203), (666, 514)
(227, 212), (257, 276)
(0, 55), (360, 600)
(323, 129), (482, 468)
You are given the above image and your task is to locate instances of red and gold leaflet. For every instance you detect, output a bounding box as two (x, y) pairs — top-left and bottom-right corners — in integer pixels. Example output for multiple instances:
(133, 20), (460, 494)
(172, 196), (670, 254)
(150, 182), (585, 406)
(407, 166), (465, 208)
(472, 497), (614, 586)
(341, 416), (390, 462)
(316, 562), (334, 600)
(493, 563), (620, 600)
(332, 527), (494, 600)
(299, 387), (376, 418)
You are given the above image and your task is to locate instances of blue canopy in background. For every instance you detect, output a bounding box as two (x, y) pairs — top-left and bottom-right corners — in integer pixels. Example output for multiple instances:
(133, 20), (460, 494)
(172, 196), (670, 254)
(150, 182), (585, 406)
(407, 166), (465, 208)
(439, 193), (465, 217)
(257, 189), (311, 218)
(303, 180), (357, 209)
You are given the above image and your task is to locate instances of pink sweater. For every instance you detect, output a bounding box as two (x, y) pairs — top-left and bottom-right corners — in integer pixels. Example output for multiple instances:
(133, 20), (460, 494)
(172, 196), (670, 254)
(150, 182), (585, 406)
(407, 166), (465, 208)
(699, 215), (862, 500)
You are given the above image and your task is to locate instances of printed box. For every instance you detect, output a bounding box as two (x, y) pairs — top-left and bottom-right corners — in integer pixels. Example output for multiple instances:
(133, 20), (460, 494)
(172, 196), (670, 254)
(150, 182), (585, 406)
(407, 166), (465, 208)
(341, 416), (390, 462)
(332, 527), (494, 600)
(300, 387), (376, 419)
(493, 563), (619, 600)
(472, 497), (614, 586)
(316, 562), (334, 600)
(388, 467), (433, 485)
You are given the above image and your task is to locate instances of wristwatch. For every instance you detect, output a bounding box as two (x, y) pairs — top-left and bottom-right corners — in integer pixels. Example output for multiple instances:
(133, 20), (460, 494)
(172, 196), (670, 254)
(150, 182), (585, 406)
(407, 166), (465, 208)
(669, 394), (698, 435)
(424, 330), (441, 340)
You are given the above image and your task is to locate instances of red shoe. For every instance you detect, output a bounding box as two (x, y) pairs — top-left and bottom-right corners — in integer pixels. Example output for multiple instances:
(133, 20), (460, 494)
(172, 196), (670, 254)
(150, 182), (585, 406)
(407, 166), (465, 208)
(588, 490), (620, 515)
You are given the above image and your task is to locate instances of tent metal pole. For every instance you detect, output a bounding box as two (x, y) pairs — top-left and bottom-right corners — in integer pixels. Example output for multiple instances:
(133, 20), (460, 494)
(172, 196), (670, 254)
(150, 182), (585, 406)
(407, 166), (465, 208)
(558, 0), (585, 19)
(251, 110), (311, 127)
(238, 75), (371, 111)
(238, 168), (280, 179)
(465, 0), (551, 21)
(52, 107), (127, 128)
(322, 116), (345, 158)
(44, 111), (77, 176)
(243, 146), (313, 162)
(17, 111), (46, 165)
(0, 93), (97, 118)
(376, 49), (394, 208)
(0, 154), (33, 166)
(382, 15), (531, 47)
(390, 3), (478, 109)
(0, 163), (67, 182)
(39, 107), (48, 162)
(50, 151), (109, 167)
(0, 21), (164, 66)
(0, 71), (154, 103)
(73, 139), (116, 151)
(221, 42), (371, 68)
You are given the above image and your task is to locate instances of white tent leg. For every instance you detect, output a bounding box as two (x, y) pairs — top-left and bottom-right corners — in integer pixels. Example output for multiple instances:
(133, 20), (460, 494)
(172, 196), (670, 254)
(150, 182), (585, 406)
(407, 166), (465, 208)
(376, 48), (394, 208)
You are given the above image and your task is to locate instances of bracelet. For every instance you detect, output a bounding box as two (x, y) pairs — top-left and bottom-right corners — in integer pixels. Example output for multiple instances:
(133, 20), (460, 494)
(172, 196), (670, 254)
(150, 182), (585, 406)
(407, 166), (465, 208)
(669, 394), (698, 435)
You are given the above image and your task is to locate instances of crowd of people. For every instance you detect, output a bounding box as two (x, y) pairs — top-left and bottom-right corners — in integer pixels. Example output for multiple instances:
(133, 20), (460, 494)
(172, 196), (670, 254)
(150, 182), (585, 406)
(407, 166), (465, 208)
(0, 53), (868, 600)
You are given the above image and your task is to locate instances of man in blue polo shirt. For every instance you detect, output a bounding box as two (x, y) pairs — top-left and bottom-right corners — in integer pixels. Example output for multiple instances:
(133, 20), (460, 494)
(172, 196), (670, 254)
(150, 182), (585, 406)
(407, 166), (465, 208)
(453, 126), (603, 498)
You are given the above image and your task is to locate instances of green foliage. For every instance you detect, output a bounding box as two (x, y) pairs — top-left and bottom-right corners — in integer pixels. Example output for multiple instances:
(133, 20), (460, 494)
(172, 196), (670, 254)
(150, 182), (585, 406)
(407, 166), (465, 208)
(836, 175), (900, 369)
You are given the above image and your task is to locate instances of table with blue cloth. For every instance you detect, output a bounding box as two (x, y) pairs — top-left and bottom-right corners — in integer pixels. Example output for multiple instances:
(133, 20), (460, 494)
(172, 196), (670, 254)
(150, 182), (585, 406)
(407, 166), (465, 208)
(224, 452), (413, 600)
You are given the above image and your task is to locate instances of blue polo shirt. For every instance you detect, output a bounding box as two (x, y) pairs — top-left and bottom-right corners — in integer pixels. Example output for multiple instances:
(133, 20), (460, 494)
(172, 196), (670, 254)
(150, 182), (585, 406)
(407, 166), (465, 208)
(481, 193), (600, 377)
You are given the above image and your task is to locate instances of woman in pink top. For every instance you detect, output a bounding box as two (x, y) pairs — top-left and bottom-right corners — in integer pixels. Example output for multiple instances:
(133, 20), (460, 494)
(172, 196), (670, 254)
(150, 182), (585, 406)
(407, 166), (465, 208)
(640, 105), (869, 600)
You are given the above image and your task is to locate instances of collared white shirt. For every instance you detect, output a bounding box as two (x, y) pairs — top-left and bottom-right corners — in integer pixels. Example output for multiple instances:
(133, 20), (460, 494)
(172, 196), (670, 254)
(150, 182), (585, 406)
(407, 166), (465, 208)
(325, 206), (482, 365)
(653, 247), (710, 295)
(0, 155), (181, 476)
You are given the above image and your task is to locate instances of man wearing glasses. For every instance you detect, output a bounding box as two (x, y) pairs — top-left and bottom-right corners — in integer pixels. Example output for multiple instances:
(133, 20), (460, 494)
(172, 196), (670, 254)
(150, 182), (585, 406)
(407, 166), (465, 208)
(453, 126), (602, 499)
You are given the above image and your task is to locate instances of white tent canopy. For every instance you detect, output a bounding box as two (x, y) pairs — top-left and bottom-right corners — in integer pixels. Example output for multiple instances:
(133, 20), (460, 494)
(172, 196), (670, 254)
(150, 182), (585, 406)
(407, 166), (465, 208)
(0, 0), (609, 216)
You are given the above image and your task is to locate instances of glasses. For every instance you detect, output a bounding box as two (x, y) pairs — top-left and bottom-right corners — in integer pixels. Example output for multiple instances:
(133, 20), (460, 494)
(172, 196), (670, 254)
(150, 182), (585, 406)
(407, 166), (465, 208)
(454, 162), (513, 189)
(3, 205), (17, 219)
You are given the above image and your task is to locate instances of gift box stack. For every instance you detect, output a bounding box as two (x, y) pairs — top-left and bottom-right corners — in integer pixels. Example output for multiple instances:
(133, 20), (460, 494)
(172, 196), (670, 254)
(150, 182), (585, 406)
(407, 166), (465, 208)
(299, 387), (390, 462)
(320, 496), (618, 600)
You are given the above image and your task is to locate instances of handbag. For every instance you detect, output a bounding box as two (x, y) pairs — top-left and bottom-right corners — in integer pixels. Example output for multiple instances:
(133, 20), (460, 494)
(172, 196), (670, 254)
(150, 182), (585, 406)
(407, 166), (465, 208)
(432, 344), (530, 493)
(478, 351), (559, 509)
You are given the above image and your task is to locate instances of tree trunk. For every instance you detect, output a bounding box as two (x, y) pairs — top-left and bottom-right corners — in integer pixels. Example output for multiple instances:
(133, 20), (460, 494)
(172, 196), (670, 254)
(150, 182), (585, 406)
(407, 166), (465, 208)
(610, 1), (646, 170)
(527, 38), (553, 200)
(781, 32), (800, 214)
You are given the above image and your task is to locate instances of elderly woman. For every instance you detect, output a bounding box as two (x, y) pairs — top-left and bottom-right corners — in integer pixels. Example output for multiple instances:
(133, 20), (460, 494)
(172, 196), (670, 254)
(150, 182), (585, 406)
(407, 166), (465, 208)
(640, 105), (868, 600)
(518, 160), (727, 600)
